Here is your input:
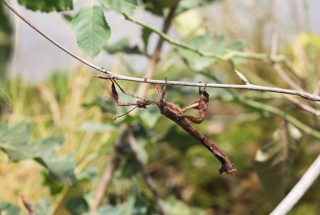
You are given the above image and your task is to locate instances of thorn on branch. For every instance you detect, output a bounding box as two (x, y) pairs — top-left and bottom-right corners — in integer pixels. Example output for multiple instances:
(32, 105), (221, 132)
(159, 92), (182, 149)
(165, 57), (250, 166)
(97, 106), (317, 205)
(234, 70), (250, 85)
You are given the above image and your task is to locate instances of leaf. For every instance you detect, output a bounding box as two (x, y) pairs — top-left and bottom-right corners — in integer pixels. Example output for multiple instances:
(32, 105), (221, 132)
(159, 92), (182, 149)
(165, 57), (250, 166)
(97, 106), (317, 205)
(0, 202), (22, 215)
(104, 38), (143, 55)
(82, 97), (117, 114)
(139, 111), (160, 129)
(111, 82), (119, 103)
(0, 3), (13, 80)
(178, 0), (217, 12)
(42, 152), (77, 185)
(141, 27), (152, 52)
(101, 0), (138, 16)
(174, 10), (205, 40)
(66, 197), (89, 215)
(71, 6), (111, 57)
(17, 0), (73, 12)
(253, 123), (300, 207)
(176, 30), (244, 71)
(164, 196), (204, 215)
(35, 198), (52, 215)
(77, 121), (116, 132)
(0, 122), (77, 185)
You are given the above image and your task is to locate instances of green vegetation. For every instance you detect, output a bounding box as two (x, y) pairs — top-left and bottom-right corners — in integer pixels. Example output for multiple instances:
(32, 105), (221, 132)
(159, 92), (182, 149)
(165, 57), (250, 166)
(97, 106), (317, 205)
(0, 0), (320, 214)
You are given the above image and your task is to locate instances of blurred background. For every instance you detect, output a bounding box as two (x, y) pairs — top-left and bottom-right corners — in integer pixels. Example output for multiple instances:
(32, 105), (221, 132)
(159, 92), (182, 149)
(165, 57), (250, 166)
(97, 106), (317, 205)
(0, 0), (320, 214)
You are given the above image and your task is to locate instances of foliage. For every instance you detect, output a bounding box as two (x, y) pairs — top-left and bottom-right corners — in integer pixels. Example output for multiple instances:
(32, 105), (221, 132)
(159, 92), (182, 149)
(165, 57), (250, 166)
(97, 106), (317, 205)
(1, 0), (320, 214)
(71, 6), (111, 57)
(0, 3), (12, 79)
(17, 0), (73, 12)
(0, 122), (76, 185)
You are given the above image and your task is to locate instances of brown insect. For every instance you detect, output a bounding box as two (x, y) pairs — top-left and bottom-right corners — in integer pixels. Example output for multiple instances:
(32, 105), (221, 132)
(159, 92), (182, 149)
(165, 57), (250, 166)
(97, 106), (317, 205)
(110, 78), (236, 175)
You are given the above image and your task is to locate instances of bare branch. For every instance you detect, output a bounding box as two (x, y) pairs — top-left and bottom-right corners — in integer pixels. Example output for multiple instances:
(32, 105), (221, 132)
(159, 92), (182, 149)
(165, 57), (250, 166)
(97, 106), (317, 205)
(95, 74), (320, 101)
(20, 194), (36, 215)
(234, 70), (250, 85)
(285, 95), (320, 116)
(270, 155), (320, 215)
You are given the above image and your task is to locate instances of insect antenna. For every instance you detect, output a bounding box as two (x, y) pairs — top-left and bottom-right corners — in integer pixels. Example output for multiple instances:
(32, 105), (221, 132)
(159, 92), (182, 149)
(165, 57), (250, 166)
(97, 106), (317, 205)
(114, 106), (139, 120)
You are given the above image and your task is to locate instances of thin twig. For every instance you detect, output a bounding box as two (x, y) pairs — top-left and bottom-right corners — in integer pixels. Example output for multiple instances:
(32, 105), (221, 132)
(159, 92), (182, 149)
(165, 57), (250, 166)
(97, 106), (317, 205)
(273, 63), (304, 92)
(285, 95), (320, 116)
(270, 155), (320, 215)
(95, 74), (320, 101)
(234, 70), (250, 85)
(20, 194), (36, 215)
(3, 0), (320, 102)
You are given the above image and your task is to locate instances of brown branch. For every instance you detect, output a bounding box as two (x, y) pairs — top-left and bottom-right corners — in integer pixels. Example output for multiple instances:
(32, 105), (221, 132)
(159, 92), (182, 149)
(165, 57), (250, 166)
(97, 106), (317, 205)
(20, 194), (36, 215)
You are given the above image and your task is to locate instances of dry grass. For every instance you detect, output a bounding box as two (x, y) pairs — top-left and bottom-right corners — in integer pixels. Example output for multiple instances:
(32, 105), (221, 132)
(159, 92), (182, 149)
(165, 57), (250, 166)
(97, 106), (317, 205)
(0, 68), (112, 210)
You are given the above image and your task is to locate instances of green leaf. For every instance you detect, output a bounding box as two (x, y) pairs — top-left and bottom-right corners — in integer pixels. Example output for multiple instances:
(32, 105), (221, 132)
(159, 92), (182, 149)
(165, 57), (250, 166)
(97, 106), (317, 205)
(35, 198), (52, 215)
(0, 122), (77, 185)
(139, 111), (160, 128)
(0, 202), (22, 215)
(82, 97), (117, 114)
(142, 0), (179, 13)
(71, 6), (111, 57)
(178, 0), (217, 12)
(176, 30), (244, 71)
(253, 123), (300, 207)
(141, 27), (152, 53)
(17, 0), (73, 12)
(104, 38), (143, 55)
(42, 152), (77, 185)
(102, 0), (138, 16)
(66, 197), (89, 215)
(164, 196), (204, 215)
(0, 3), (13, 80)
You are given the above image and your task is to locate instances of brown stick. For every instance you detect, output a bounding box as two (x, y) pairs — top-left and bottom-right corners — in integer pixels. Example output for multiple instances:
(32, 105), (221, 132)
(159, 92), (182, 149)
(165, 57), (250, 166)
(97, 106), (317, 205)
(20, 194), (36, 215)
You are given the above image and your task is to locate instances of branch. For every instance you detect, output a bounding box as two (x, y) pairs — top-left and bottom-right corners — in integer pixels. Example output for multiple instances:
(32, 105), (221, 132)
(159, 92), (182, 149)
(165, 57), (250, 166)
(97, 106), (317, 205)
(20, 194), (36, 215)
(3, 0), (320, 102)
(95, 74), (320, 101)
(285, 95), (320, 116)
(270, 155), (320, 215)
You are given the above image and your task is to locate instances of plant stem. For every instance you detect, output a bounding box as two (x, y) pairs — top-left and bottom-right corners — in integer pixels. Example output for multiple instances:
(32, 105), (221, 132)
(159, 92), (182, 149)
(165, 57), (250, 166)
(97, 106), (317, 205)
(270, 155), (320, 215)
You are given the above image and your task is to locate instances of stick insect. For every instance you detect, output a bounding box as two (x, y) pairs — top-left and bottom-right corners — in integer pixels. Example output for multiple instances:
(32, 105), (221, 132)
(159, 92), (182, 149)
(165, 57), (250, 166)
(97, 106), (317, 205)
(109, 78), (236, 175)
